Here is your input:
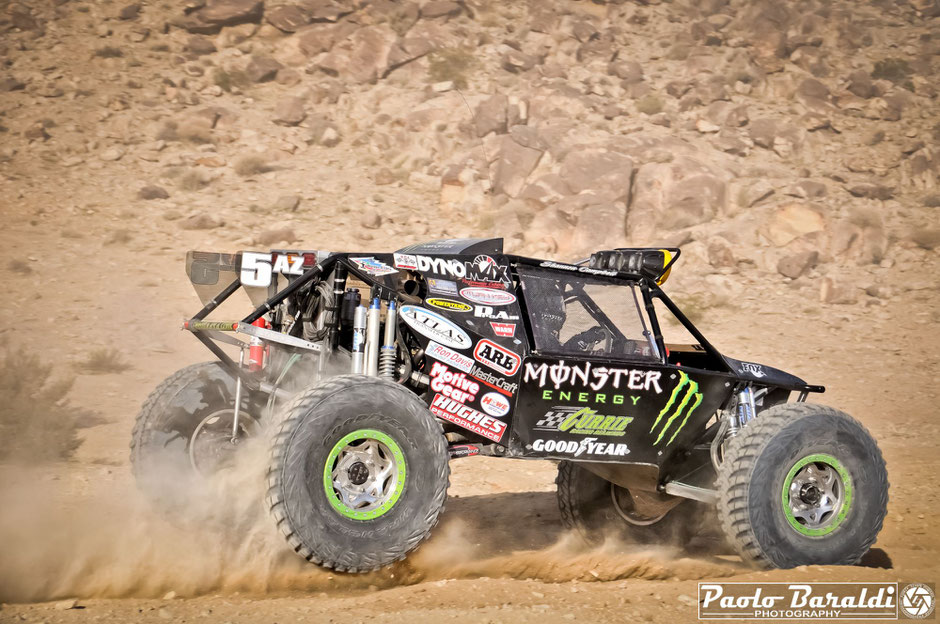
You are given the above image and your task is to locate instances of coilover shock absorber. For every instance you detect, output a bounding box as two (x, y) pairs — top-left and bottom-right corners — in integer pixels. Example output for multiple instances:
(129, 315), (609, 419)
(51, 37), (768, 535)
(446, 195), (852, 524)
(379, 300), (398, 379)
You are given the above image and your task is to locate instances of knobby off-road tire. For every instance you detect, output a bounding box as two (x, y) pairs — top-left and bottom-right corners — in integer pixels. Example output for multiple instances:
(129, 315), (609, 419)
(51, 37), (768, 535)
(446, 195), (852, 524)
(267, 375), (449, 573)
(557, 461), (699, 545)
(716, 403), (888, 569)
(130, 362), (255, 510)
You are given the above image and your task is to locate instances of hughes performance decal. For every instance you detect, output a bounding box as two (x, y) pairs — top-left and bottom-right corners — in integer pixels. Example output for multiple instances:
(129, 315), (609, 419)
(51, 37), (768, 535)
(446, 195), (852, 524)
(474, 339), (521, 376)
(400, 306), (472, 350)
(430, 394), (506, 443)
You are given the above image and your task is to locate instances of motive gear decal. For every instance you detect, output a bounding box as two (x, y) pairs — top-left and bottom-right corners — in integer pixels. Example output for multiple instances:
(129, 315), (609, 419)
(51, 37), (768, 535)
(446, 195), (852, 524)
(650, 371), (703, 446)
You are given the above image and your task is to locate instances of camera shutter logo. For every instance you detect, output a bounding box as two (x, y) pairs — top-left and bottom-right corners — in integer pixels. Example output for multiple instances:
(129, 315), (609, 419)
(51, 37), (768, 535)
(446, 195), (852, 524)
(901, 583), (935, 620)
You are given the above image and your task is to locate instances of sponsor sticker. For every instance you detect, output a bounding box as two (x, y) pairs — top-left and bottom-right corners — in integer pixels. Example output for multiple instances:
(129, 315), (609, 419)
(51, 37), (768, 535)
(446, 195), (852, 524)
(523, 360), (663, 393)
(427, 278), (459, 295)
(460, 287), (517, 306)
(400, 305), (472, 350)
(426, 297), (472, 313)
(739, 362), (767, 378)
(430, 394), (506, 443)
(480, 391), (511, 417)
(351, 257), (398, 277)
(539, 260), (618, 277)
(393, 253), (418, 270)
(530, 437), (630, 458)
(426, 340), (474, 373)
(490, 321), (516, 337)
(429, 362), (479, 404)
(535, 406), (633, 437)
(471, 366), (518, 396)
(697, 582), (923, 620)
(474, 339), (521, 376)
(474, 305), (520, 321)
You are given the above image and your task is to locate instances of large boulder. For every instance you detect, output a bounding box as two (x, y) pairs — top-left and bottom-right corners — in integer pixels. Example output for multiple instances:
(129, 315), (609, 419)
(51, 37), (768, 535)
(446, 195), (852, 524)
(176, 0), (263, 34)
(318, 25), (397, 83)
(558, 149), (634, 201)
(489, 135), (544, 197)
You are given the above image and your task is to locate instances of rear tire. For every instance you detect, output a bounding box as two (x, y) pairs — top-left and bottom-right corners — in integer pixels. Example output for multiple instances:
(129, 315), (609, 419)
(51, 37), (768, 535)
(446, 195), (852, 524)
(130, 362), (258, 511)
(556, 461), (699, 545)
(716, 403), (889, 569)
(267, 375), (449, 572)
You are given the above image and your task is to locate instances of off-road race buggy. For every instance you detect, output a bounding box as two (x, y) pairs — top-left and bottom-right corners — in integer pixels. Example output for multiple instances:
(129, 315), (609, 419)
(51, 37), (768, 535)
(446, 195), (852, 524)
(131, 239), (889, 571)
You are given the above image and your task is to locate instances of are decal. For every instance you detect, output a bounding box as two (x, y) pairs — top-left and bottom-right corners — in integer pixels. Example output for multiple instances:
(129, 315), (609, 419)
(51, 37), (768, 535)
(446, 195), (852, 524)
(425, 298), (472, 313)
(480, 392), (511, 418)
(460, 287), (516, 306)
(474, 339), (521, 376)
(523, 360), (662, 393)
(351, 257), (398, 277)
(400, 306), (472, 350)
(430, 394), (506, 443)
(490, 321), (516, 338)
(426, 340), (474, 373)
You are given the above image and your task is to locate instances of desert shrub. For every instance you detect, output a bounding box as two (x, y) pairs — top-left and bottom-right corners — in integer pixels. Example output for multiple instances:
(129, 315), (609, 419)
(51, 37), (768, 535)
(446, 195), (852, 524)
(77, 348), (130, 374)
(234, 155), (272, 177)
(635, 94), (664, 115)
(428, 48), (476, 89)
(871, 58), (912, 84)
(178, 170), (210, 191)
(0, 350), (93, 462)
(94, 46), (124, 58)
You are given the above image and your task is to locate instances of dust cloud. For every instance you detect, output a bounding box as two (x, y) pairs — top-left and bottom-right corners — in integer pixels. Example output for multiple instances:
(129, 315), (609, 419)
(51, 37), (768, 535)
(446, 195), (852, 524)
(0, 435), (736, 604)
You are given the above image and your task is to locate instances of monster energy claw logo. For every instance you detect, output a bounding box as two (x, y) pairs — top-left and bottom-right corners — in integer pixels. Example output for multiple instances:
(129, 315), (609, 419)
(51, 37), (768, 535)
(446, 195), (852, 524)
(650, 371), (703, 446)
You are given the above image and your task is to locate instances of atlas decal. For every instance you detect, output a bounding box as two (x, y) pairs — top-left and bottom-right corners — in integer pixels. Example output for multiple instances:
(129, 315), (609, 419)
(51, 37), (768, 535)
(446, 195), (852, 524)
(480, 392), (511, 418)
(426, 340), (474, 373)
(531, 437), (630, 458)
(490, 321), (516, 337)
(400, 305), (472, 350)
(523, 360), (663, 393)
(535, 407), (634, 437)
(427, 278), (458, 295)
(425, 297), (472, 313)
(429, 362), (479, 404)
(351, 257), (398, 277)
(650, 371), (703, 446)
(474, 339), (521, 376)
(470, 366), (518, 396)
(460, 287), (516, 306)
(430, 394), (506, 443)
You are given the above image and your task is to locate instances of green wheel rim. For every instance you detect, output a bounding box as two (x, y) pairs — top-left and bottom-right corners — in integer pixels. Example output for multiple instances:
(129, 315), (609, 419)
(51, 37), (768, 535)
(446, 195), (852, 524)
(323, 429), (406, 521)
(781, 453), (853, 537)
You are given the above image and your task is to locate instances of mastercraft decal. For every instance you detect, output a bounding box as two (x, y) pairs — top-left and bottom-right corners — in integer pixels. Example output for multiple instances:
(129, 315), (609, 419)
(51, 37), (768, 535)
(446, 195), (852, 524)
(400, 305), (472, 350)
(470, 366), (518, 396)
(474, 339), (521, 376)
(430, 394), (506, 442)
(650, 371), (702, 446)
(426, 340), (474, 373)
(351, 257), (398, 277)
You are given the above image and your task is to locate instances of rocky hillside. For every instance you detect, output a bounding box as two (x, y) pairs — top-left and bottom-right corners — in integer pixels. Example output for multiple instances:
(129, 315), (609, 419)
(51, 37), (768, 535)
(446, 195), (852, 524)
(1, 0), (938, 307)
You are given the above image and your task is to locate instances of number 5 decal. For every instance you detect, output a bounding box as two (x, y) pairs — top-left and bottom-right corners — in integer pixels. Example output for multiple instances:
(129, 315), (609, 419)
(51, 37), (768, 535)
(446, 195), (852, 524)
(240, 252), (272, 287)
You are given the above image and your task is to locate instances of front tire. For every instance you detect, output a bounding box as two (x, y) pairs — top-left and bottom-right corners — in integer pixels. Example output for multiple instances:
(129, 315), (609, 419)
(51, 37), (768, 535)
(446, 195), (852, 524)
(267, 375), (449, 572)
(716, 403), (888, 569)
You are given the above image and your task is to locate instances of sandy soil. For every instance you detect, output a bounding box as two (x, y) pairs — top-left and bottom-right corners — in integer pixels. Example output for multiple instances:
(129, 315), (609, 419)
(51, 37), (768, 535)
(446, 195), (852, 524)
(0, 155), (939, 623)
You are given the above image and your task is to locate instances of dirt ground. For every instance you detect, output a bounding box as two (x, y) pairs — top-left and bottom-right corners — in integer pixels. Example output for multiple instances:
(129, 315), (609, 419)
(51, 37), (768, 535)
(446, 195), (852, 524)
(0, 154), (938, 623)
